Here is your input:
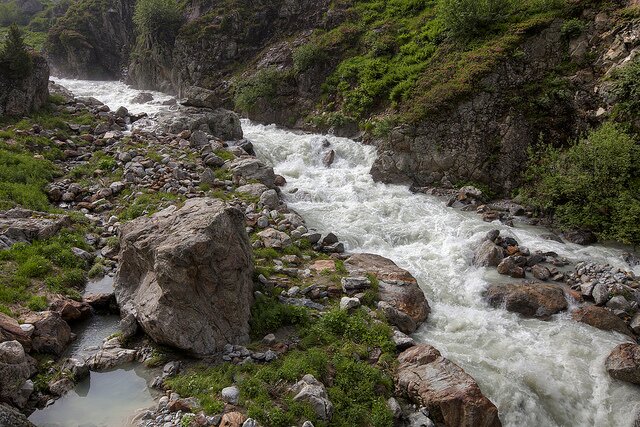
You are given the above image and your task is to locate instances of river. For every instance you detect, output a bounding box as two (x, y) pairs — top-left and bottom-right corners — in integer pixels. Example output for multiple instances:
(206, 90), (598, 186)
(38, 77), (640, 427)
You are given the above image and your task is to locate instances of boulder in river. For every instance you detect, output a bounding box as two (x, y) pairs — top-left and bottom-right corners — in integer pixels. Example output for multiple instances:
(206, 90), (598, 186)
(483, 282), (567, 319)
(345, 253), (430, 333)
(395, 344), (501, 427)
(572, 305), (634, 337)
(606, 343), (640, 384)
(115, 198), (254, 356)
(473, 240), (504, 267)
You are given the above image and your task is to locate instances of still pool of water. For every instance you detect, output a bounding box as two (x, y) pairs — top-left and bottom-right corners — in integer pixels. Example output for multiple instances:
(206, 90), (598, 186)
(29, 366), (155, 427)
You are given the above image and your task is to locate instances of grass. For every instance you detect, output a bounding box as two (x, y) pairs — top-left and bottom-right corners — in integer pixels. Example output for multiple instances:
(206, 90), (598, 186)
(167, 307), (395, 427)
(249, 294), (309, 339)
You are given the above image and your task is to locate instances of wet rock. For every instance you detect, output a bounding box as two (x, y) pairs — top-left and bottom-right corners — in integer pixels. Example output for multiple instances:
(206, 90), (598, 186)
(291, 374), (333, 421)
(62, 357), (89, 381)
(87, 344), (137, 371)
(115, 198), (253, 355)
(345, 253), (430, 332)
(484, 283), (567, 319)
(606, 343), (640, 384)
(392, 329), (416, 350)
(531, 264), (551, 281)
(131, 93), (153, 104)
(323, 149), (335, 167)
(473, 241), (504, 267)
(0, 341), (32, 407)
(395, 344), (501, 427)
(21, 311), (71, 355)
(591, 282), (610, 306)
(259, 189), (280, 209)
(50, 297), (92, 322)
(83, 293), (117, 313)
(496, 257), (525, 278)
(563, 230), (597, 245)
(49, 377), (74, 396)
(572, 305), (634, 337)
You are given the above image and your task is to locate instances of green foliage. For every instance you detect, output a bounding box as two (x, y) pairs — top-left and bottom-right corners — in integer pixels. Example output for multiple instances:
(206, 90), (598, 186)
(522, 123), (640, 245)
(27, 295), (47, 311)
(249, 295), (309, 338)
(0, 24), (33, 80)
(234, 68), (295, 113)
(610, 56), (640, 123)
(133, 0), (183, 40)
(437, 0), (511, 39)
(560, 18), (586, 38)
(0, 148), (55, 211)
(293, 42), (328, 73)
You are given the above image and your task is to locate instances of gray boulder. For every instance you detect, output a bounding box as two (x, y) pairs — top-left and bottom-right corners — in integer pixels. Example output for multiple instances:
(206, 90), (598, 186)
(0, 403), (35, 427)
(291, 374), (333, 421)
(0, 341), (32, 407)
(20, 311), (71, 355)
(227, 158), (276, 188)
(473, 240), (504, 267)
(160, 108), (243, 141)
(115, 198), (254, 356)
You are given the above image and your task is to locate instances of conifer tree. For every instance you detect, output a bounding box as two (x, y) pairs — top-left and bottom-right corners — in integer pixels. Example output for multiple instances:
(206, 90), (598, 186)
(0, 24), (33, 80)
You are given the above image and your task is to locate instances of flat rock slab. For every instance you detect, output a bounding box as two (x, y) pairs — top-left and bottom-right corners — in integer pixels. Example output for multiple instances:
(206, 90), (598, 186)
(606, 343), (640, 384)
(395, 344), (501, 427)
(484, 282), (568, 319)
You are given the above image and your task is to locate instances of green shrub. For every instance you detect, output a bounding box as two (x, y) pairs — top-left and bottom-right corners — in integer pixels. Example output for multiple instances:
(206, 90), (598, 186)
(249, 295), (309, 338)
(438, 0), (512, 39)
(522, 123), (640, 245)
(133, 0), (183, 40)
(293, 42), (328, 73)
(610, 56), (640, 123)
(234, 68), (294, 113)
(560, 18), (586, 39)
(0, 24), (33, 80)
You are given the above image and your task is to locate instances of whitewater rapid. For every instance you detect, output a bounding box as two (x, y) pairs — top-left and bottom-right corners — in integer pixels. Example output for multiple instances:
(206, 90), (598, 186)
(56, 79), (640, 427)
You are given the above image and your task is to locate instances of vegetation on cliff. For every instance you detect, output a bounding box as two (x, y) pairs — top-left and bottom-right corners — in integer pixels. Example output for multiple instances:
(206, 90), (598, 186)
(0, 24), (33, 79)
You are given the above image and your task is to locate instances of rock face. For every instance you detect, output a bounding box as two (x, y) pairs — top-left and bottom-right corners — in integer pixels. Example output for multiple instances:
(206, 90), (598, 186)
(46, 0), (135, 78)
(0, 403), (35, 427)
(115, 198), (254, 356)
(345, 253), (430, 333)
(484, 283), (567, 319)
(606, 343), (640, 384)
(0, 55), (49, 117)
(572, 305), (634, 337)
(395, 345), (501, 427)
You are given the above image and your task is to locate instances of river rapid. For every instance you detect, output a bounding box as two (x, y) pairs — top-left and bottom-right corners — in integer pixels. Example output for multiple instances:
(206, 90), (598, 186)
(41, 78), (640, 427)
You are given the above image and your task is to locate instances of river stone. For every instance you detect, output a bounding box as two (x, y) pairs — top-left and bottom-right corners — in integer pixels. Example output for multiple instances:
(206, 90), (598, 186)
(483, 283), (567, 319)
(115, 198), (254, 356)
(473, 241), (504, 267)
(259, 189), (280, 209)
(592, 282), (610, 305)
(0, 341), (32, 407)
(21, 311), (71, 355)
(606, 343), (640, 384)
(227, 158), (276, 188)
(0, 403), (35, 427)
(291, 374), (333, 421)
(395, 344), (501, 427)
(572, 305), (634, 337)
(345, 253), (430, 332)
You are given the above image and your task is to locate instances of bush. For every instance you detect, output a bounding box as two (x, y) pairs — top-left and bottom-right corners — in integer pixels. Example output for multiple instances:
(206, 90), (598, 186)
(522, 123), (640, 245)
(0, 24), (33, 80)
(249, 295), (309, 339)
(560, 18), (586, 39)
(133, 0), (183, 41)
(234, 68), (294, 113)
(611, 56), (640, 123)
(438, 0), (512, 39)
(293, 42), (328, 73)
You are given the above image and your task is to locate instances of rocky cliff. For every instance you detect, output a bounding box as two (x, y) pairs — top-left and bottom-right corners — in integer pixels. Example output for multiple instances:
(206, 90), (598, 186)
(0, 54), (49, 116)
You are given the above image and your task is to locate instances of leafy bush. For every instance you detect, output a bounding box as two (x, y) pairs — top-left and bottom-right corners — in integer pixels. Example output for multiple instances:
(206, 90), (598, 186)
(610, 56), (640, 123)
(133, 0), (183, 40)
(249, 295), (309, 339)
(234, 68), (294, 113)
(560, 18), (586, 39)
(522, 123), (640, 245)
(293, 42), (328, 73)
(438, 0), (512, 39)
(0, 24), (33, 80)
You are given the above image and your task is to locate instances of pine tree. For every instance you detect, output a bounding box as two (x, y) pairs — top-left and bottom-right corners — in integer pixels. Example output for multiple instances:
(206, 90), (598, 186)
(0, 24), (33, 80)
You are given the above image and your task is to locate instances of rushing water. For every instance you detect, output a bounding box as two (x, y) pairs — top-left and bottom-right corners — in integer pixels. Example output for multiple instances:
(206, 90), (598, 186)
(51, 79), (640, 427)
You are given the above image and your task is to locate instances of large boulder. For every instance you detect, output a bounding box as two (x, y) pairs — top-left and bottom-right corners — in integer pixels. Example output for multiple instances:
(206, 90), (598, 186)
(345, 253), (430, 333)
(0, 55), (49, 117)
(114, 198), (254, 356)
(0, 341), (33, 407)
(290, 374), (333, 421)
(395, 344), (501, 427)
(0, 209), (71, 250)
(483, 283), (567, 319)
(20, 311), (71, 356)
(605, 343), (640, 384)
(473, 241), (504, 268)
(159, 108), (243, 141)
(0, 403), (35, 427)
(0, 313), (31, 351)
(572, 305), (634, 337)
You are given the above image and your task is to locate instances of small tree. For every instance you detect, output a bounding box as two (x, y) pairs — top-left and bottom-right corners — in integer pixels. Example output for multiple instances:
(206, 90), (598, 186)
(133, 0), (183, 42)
(0, 24), (33, 80)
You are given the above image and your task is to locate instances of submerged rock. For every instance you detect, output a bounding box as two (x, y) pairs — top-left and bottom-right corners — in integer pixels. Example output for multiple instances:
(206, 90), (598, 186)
(115, 198), (254, 356)
(572, 305), (634, 337)
(395, 344), (501, 427)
